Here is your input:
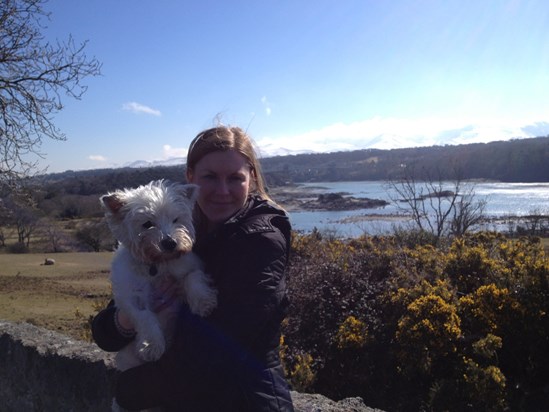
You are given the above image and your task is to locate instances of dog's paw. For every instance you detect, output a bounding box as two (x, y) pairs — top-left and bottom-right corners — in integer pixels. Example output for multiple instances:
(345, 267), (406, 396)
(188, 287), (218, 317)
(111, 398), (123, 412)
(137, 336), (166, 362)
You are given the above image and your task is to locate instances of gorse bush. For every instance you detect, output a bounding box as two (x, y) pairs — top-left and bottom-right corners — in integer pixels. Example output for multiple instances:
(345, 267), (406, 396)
(283, 231), (549, 411)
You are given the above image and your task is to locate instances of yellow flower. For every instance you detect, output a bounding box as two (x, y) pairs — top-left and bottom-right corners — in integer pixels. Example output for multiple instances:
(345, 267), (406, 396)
(336, 315), (368, 349)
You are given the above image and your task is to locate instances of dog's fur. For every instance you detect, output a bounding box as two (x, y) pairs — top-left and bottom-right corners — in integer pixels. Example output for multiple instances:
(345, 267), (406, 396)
(101, 179), (217, 372)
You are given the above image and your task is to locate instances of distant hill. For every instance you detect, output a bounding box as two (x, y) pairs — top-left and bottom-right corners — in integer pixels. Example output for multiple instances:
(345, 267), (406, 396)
(32, 136), (549, 196)
(260, 136), (549, 184)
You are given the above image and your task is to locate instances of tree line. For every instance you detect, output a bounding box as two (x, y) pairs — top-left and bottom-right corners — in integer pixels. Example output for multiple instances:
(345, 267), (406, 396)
(2, 136), (548, 253)
(261, 136), (549, 183)
(31, 136), (549, 200)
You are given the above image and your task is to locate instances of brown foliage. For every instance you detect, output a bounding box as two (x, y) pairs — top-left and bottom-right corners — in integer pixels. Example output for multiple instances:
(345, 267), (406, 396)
(283, 231), (549, 411)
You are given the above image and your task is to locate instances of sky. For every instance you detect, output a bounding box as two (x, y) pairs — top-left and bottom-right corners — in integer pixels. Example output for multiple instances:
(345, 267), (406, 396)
(34, 0), (549, 173)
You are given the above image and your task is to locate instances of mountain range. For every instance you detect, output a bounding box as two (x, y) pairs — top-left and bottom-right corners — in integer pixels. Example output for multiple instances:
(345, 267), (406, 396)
(122, 120), (549, 169)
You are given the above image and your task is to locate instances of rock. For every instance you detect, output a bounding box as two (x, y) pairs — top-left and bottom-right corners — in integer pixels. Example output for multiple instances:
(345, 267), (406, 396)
(303, 193), (389, 211)
(0, 321), (384, 411)
(292, 392), (384, 412)
(0, 321), (116, 411)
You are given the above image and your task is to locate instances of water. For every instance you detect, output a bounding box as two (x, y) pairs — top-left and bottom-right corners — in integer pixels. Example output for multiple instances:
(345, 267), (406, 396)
(287, 181), (549, 237)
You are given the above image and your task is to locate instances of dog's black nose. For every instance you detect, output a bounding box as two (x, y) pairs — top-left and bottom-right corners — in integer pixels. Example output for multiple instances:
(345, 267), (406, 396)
(161, 237), (177, 251)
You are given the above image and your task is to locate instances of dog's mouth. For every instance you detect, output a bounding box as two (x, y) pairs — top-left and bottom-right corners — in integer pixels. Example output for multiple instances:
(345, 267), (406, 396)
(150, 249), (185, 262)
(136, 234), (194, 269)
(147, 249), (190, 277)
(145, 251), (179, 277)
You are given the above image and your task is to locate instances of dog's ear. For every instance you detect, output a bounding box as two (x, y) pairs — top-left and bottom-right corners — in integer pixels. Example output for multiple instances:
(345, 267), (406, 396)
(178, 184), (200, 204)
(101, 193), (125, 215)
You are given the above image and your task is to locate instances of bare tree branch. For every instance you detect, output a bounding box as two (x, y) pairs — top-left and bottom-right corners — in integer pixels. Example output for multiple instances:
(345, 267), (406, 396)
(0, 0), (101, 182)
(387, 164), (486, 242)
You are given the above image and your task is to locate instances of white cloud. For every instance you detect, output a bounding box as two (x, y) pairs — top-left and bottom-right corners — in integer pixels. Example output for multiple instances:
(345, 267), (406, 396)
(122, 102), (161, 116)
(255, 116), (549, 157)
(261, 96), (272, 116)
(89, 155), (107, 162)
(119, 116), (549, 169)
(162, 144), (187, 159)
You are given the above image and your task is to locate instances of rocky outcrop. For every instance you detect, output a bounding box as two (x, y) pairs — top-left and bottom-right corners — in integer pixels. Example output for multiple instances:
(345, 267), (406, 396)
(0, 321), (382, 412)
(292, 392), (382, 412)
(303, 193), (389, 211)
(268, 186), (390, 213)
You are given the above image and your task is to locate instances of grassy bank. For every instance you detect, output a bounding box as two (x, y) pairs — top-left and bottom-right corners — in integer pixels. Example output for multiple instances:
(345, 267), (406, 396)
(0, 252), (113, 339)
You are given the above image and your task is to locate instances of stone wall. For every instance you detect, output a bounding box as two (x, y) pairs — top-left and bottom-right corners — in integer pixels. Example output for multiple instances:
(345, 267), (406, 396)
(0, 321), (116, 411)
(0, 321), (380, 412)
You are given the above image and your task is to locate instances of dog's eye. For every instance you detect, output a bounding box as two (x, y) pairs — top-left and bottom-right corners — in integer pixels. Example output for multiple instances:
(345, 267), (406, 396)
(173, 218), (178, 224)
(142, 221), (154, 229)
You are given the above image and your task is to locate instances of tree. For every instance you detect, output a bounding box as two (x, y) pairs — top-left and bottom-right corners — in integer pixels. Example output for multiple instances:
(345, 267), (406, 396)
(0, 0), (101, 182)
(2, 191), (41, 248)
(520, 208), (549, 236)
(388, 165), (486, 241)
(40, 217), (70, 252)
(0, 197), (11, 246)
(75, 219), (111, 252)
(450, 185), (487, 236)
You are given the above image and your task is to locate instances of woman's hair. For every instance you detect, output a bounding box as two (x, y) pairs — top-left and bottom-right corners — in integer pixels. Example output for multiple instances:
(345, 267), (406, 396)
(186, 126), (272, 201)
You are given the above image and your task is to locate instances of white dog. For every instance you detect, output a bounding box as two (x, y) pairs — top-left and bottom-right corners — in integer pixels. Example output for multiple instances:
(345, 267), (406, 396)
(101, 179), (217, 372)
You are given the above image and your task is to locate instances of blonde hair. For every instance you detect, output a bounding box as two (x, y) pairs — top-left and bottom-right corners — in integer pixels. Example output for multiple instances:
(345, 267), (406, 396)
(186, 126), (273, 202)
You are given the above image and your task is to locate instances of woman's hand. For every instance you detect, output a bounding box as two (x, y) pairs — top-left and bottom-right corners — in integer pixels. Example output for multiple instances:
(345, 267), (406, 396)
(114, 307), (136, 336)
(114, 275), (180, 336)
(149, 275), (180, 313)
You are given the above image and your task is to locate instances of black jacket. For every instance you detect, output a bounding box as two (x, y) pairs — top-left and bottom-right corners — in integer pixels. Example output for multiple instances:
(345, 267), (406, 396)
(92, 196), (294, 411)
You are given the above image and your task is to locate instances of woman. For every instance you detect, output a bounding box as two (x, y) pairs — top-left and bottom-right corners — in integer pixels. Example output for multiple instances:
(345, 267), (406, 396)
(92, 126), (294, 411)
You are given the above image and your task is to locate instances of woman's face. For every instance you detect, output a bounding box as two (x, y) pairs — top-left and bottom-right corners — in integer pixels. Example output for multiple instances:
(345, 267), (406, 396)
(187, 150), (252, 225)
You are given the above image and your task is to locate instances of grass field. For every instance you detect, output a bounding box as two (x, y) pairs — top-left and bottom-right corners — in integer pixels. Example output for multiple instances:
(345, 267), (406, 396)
(1, 236), (547, 341)
(0, 252), (113, 340)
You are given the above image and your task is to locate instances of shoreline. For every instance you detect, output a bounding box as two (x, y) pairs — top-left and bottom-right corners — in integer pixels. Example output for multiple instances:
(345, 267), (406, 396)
(269, 184), (549, 231)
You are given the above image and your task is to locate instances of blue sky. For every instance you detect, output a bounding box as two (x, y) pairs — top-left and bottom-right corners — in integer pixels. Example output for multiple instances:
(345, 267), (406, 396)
(38, 0), (549, 172)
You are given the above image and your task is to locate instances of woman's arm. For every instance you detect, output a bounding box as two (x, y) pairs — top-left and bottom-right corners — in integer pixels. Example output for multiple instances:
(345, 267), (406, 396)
(175, 225), (289, 375)
(92, 275), (180, 352)
(210, 230), (289, 348)
(113, 224), (291, 408)
(91, 300), (136, 352)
